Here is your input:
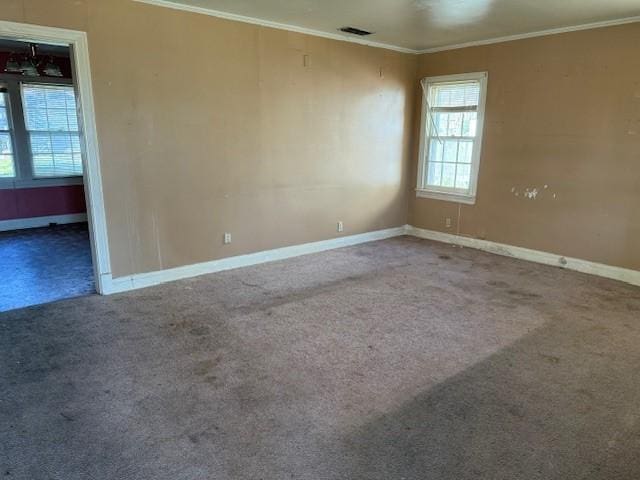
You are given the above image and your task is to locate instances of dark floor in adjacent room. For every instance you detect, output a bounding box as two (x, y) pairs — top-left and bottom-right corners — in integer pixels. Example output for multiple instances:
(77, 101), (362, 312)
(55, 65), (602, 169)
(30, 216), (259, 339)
(1, 236), (640, 479)
(0, 223), (94, 312)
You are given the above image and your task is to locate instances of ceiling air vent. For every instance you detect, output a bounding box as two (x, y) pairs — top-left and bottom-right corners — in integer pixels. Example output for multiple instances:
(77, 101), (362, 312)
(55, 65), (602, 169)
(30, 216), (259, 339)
(338, 26), (373, 36)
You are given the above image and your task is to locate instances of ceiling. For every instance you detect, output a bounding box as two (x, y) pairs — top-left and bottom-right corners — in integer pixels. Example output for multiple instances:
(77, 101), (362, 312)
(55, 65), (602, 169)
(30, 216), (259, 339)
(143, 0), (640, 52)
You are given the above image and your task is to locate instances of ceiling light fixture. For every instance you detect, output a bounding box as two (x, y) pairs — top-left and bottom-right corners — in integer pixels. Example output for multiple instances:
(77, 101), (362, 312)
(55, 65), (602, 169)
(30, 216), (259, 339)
(19, 55), (40, 77)
(3, 43), (64, 78)
(43, 56), (63, 77)
(4, 53), (22, 73)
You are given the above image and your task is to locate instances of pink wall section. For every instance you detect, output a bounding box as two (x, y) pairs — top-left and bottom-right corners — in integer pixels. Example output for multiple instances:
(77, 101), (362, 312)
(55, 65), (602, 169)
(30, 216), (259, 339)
(0, 185), (86, 221)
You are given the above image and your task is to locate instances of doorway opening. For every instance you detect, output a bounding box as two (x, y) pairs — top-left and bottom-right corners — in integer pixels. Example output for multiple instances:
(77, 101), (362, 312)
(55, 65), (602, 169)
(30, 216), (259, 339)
(0, 22), (111, 311)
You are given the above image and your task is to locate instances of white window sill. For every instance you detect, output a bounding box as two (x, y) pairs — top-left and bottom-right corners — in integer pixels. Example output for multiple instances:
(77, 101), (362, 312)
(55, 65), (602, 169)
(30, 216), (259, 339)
(416, 188), (476, 205)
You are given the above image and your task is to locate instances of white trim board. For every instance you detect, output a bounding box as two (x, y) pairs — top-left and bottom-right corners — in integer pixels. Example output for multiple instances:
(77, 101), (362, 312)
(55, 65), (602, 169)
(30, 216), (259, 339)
(133, 0), (416, 54)
(0, 21), (113, 294)
(134, 0), (640, 55)
(100, 224), (640, 295)
(407, 226), (640, 288)
(418, 16), (640, 54)
(0, 213), (87, 232)
(102, 226), (407, 294)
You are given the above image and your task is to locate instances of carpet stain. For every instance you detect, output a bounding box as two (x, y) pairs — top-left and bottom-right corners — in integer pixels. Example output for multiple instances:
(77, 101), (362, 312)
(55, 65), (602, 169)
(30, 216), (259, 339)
(540, 354), (561, 364)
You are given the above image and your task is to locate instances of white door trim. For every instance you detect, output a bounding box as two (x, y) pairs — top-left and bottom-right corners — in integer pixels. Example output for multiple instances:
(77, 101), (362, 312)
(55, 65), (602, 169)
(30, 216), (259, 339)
(0, 20), (112, 294)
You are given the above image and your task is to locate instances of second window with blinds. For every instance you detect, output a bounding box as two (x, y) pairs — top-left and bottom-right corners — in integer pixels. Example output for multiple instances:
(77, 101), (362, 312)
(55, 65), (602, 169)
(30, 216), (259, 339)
(417, 72), (488, 204)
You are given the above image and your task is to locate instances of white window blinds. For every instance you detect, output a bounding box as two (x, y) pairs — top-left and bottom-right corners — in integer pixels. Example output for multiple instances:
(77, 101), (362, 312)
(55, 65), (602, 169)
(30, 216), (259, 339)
(21, 84), (83, 178)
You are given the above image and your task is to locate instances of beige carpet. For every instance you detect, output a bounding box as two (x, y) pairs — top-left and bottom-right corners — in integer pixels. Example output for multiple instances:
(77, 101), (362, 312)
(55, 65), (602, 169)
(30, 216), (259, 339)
(1, 236), (640, 479)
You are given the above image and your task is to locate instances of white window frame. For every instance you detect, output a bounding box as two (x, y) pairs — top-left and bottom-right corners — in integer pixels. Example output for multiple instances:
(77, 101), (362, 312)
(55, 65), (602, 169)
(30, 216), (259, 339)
(416, 71), (488, 205)
(0, 76), (83, 189)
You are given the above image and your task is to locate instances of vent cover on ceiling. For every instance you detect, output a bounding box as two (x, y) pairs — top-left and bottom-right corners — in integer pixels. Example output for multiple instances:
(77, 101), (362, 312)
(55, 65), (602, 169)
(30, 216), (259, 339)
(338, 26), (373, 36)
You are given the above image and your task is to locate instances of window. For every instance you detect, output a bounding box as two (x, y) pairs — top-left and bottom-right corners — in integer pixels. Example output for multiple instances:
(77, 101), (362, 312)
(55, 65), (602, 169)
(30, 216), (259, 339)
(417, 72), (488, 204)
(0, 90), (16, 178)
(21, 84), (82, 178)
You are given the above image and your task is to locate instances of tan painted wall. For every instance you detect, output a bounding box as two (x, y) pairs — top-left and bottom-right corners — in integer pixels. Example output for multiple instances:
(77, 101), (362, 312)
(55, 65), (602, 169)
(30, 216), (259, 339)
(411, 24), (640, 271)
(3, 2), (638, 277)
(0, 0), (416, 277)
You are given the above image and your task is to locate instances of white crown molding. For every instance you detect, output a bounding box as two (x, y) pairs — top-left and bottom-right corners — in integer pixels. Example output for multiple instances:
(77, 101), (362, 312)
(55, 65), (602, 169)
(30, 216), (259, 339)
(134, 1), (640, 56)
(133, 0), (416, 54)
(417, 15), (640, 54)
(102, 226), (408, 294)
(407, 226), (640, 288)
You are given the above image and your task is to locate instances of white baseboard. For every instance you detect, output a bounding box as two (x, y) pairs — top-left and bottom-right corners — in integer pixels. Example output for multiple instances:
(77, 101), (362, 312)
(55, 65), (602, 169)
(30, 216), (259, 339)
(0, 213), (87, 232)
(101, 226), (408, 294)
(99, 223), (640, 295)
(406, 225), (640, 287)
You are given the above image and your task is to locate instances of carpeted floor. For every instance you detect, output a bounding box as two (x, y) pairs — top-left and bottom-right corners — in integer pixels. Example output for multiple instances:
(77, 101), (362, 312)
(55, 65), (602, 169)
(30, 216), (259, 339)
(0, 223), (95, 312)
(1, 236), (640, 479)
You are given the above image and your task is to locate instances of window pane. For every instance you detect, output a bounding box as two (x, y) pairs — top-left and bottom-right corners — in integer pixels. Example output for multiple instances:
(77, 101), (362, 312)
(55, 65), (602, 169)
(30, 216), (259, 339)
(51, 134), (72, 154)
(22, 84), (78, 133)
(0, 132), (13, 154)
(0, 155), (14, 177)
(442, 163), (456, 188)
(431, 111), (469, 137)
(446, 112), (463, 136)
(31, 133), (52, 154)
(427, 161), (443, 186)
(47, 108), (70, 131)
(29, 133), (83, 177)
(458, 140), (473, 164)
(462, 112), (477, 137)
(67, 111), (79, 130)
(23, 87), (46, 109)
(71, 135), (81, 153)
(443, 140), (458, 163)
(53, 153), (75, 176)
(428, 139), (443, 163)
(33, 154), (54, 176)
(45, 88), (68, 109)
(0, 94), (15, 177)
(455, 164), (471, 189)
(431, 112), (448, 137)
(72, 153), (83, 169)
(0, 107), (8, 130)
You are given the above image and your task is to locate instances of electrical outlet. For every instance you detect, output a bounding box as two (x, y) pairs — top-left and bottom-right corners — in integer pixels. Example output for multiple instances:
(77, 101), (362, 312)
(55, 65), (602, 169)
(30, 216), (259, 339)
(445, 218), (452, 228)
(223, 233), (232, 244)
(337, 221), (344, 233)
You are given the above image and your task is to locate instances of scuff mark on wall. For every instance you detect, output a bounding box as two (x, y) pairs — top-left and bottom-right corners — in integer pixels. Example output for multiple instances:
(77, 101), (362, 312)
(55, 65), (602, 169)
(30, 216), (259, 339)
(152, 212), (163, 270)
(510, 185), (557, 201)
